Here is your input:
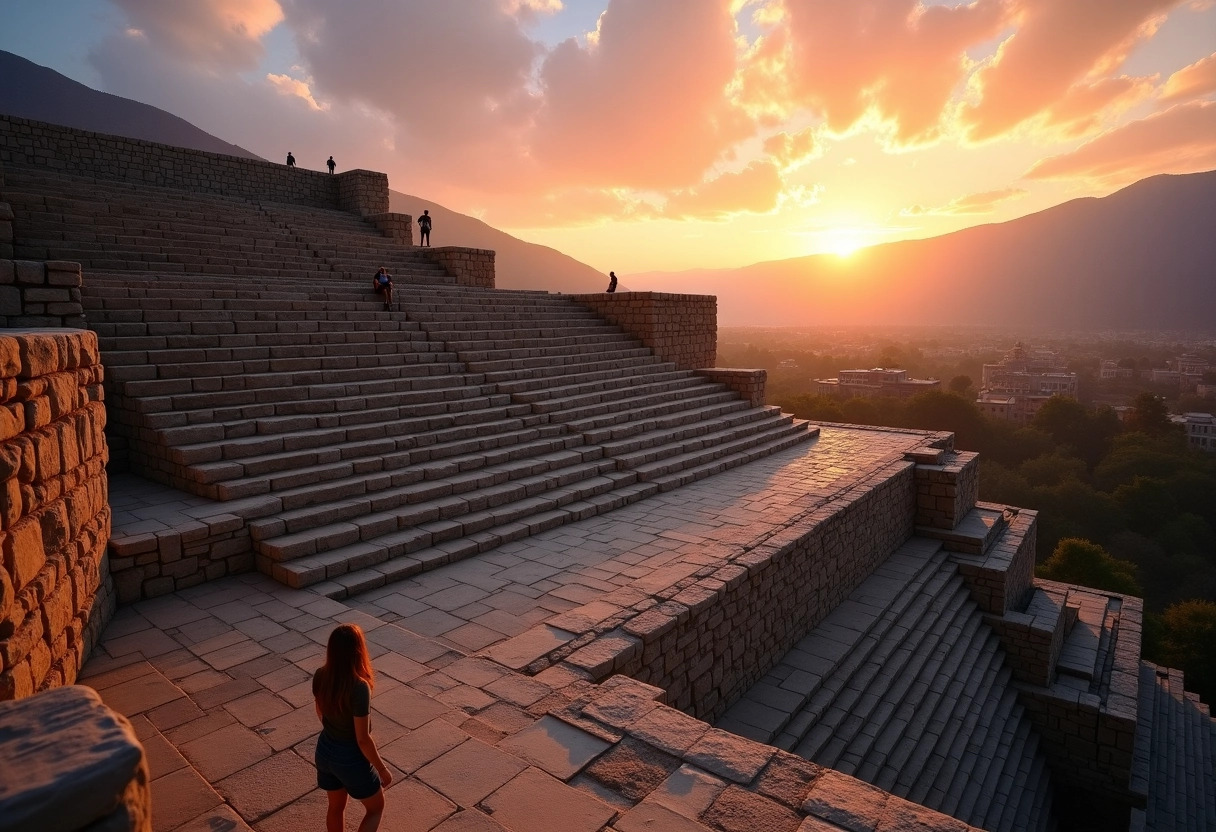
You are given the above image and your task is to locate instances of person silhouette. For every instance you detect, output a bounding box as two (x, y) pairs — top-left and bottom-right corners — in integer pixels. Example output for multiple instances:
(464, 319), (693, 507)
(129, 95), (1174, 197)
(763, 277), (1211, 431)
(286, 152), (296, 167)
(327, 156), (336, 174)
(606, 271), (618, 293)
(418, 210), (432, 246)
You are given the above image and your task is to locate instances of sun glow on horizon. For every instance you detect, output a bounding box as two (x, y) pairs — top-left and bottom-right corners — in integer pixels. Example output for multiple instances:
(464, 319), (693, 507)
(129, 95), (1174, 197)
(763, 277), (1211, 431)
(821, 227), (869, 258)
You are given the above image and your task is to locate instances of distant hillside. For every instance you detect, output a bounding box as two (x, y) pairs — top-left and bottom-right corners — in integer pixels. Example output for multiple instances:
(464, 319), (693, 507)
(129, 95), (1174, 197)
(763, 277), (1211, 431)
(0, 50), (261, 160)
(388, 191), (605, 293)
(0, 50), (606, 294)
(634, 170), (1216, 330)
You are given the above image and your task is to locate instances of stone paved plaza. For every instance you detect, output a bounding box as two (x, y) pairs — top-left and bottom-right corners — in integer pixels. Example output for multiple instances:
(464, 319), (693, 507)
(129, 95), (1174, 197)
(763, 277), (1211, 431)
(109, 426), (925, 658)
(79, 426), (954, 832)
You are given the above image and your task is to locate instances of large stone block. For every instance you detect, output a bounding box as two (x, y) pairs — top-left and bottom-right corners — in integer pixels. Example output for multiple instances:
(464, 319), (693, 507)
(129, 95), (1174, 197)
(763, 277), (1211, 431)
(0, 685), (150, 832)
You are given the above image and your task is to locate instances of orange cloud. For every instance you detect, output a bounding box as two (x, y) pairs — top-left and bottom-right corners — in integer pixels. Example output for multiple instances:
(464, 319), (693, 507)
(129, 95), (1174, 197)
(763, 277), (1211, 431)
(1041, 76), (1157, 138)
(110, 0), (283, 70)
(530, 0), (752, 188)
(662, 162), (784, 219)
(1025, 100), (1216, 184)
(771, 0), (1006, 145)
(1162, 52), (1216, 101)
(901, 187), (1028, 216)
(963, 0), (1183, 140)
(763, 127), (819, 170)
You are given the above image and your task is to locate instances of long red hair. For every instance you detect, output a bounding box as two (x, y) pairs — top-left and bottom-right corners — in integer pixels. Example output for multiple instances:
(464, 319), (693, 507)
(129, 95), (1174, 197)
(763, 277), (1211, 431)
(316, 623), (375, 717)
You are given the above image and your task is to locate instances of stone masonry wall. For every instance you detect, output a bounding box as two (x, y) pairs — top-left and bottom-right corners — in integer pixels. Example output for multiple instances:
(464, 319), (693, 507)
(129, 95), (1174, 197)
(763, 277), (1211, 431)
(914, 450), (979, 530)
(0, 201), (12, 259)
(1, 329), (114, 700)
(487, 455), (919, 721)
(570, 293), (716, 371)
(0, 115), (386, 215)
(368, 212), (413, 246)
(696, 368), (767, 407)
(0, 259), (86, 329)
(422, 246), (496, 289)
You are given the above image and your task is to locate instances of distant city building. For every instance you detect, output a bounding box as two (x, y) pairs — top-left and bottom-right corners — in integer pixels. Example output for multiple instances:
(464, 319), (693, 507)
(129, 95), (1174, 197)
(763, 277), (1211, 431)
(815, 367), (940, 399)
(1197, 383), (1216, 399)
(977, 342), (1078, 423)
(1099, 360), (1135, 380)
(1184, 412), (1216, 452)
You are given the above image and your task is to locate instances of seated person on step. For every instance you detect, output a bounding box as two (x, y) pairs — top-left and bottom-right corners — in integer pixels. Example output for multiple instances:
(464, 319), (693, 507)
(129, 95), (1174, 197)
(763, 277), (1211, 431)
(372, 267), (394, 310)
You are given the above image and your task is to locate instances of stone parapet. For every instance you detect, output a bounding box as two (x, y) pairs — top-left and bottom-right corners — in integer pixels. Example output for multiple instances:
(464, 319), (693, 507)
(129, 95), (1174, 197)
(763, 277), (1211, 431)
(368, 211), (413, 245)
(987, 584), (1067, 687)
(1, 329), (113, 700)
(912, 449), (979, 530)
(0, 201), (12, 259)
(422, 246), (496, 289)
(0, 685), (150, 832)
(695, 368), (766, 406)
(947, 503), (1037, 615)
(569, 292), (716, 371)
(337, 169), (391, 216)
(0, 259), (85, 328)
(1016, 584), (1143, 806)
(0, 114), (365, 211)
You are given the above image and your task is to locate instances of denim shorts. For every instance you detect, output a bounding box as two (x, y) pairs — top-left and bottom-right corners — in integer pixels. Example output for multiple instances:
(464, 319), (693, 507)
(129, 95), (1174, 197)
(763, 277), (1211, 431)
(315, 732), (381, 799)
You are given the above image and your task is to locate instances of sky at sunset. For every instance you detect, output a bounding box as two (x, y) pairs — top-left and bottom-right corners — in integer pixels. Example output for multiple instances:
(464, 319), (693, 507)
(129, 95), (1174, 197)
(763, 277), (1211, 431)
(2, 0), (1215, 275)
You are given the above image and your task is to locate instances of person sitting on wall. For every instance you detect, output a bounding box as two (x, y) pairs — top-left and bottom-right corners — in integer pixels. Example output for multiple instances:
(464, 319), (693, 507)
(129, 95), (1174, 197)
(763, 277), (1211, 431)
(606, 271), (618, 293)
(286, 151), (296, 167)
(372, 267), (394, 310)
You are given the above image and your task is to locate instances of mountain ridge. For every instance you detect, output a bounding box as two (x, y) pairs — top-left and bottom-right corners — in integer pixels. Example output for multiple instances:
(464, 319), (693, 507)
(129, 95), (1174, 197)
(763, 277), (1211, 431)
(631, 170), (1216, 330)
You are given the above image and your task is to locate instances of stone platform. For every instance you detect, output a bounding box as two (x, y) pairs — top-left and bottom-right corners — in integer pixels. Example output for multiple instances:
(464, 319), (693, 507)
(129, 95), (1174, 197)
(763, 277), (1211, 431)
(81, 425), (987, 831)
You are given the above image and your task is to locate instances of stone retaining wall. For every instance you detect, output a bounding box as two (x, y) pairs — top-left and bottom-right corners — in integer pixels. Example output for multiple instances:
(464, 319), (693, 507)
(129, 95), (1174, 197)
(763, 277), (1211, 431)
(914, 450), (979, 530)
(696, 368), (767, 406)
(0, 201), (12, 259)
(1, 329), (113, 700)
(422, 246), (496, 289)
(487, 450), (920, 721)
(0, 114), (387, 216)
(569, 292), (716, 371)
(0, 259), (85, 328)
(368, 212), (413, 246)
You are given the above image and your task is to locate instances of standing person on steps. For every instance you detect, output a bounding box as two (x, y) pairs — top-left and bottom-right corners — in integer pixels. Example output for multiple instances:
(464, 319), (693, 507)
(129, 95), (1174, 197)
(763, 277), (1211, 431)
(417, 209), (432, 246)
(327, 155), (336, 174)
(313, 623), (392, 832)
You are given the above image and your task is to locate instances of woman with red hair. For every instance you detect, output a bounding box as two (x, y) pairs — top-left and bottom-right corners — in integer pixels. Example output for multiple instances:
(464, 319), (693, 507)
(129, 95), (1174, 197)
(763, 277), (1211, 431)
(313, 623), (392, 832)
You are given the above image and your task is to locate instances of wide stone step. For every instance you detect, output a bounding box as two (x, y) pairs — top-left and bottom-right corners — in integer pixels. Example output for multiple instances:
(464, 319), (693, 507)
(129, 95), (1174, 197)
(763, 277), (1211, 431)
(598, 406), (778, 457)
(253, 457), (627, 570)
(269, 476), (662, 596)
(498, 364), (685, 400)
(190, 415), (565, 485)
(646, 426), (817, 492)
(615, 411), (801, 471)
(482, 354), (669, 386)
(550, 385), (739, 428)
(530, 375), (713, 416)
(209, 427), (585, 498)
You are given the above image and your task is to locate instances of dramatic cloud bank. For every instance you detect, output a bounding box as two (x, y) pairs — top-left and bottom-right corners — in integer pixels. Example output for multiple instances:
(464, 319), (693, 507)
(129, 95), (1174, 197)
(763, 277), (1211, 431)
(76, 0), (1216, 242)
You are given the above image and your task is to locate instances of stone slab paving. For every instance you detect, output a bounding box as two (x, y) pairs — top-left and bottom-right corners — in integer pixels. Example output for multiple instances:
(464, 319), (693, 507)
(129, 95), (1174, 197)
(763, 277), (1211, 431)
(77, 569), (980, 832)
(108, 426), (926, 658)
(341, 426), (926, 652)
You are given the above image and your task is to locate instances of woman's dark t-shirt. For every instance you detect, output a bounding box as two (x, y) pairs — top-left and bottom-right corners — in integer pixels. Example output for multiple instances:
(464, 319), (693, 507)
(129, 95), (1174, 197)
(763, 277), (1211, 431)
(312, 669), (370, 743)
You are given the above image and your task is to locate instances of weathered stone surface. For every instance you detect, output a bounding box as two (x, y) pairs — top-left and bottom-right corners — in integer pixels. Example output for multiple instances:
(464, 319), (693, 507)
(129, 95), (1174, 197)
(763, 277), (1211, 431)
(0, 685), (149, 832)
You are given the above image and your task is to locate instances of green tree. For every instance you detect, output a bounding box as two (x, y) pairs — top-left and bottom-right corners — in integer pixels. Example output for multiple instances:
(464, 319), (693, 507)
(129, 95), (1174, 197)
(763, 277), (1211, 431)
(1125, 392), (1174, 436)
(781, 394), (843, 422)
(904, 390), (988, 449)
(1036, 538), (1142, 596)
(1113, 476), (1178, 536)
(1158, 600), (1216, 705)
(949, 374), (973, 395)
(1019, 452), (1087, 487)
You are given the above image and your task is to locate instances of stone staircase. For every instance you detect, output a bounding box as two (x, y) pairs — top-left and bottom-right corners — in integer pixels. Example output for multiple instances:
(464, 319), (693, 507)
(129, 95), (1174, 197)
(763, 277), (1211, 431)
(717, 537), (1054, 832)
(1, 163), (817, 598)
(4, 168), (443, 282)
(1131, 664), (1216, 831)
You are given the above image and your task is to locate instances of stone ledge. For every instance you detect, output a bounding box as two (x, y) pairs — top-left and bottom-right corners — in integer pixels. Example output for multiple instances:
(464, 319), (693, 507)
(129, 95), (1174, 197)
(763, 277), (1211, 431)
(0, 685), (150, 832)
